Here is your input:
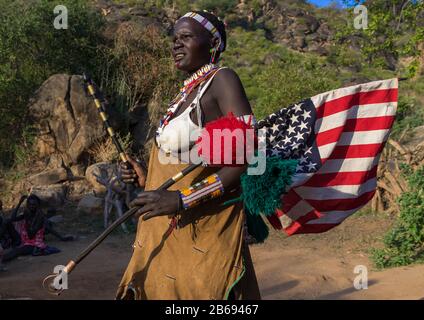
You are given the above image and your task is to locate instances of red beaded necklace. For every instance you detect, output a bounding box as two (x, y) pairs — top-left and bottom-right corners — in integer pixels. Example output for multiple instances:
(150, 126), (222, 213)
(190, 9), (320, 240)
(158, 64), (219, 130)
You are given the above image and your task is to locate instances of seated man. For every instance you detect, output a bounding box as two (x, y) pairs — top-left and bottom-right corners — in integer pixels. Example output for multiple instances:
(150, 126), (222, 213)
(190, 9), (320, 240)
(1, 194), (47, 263)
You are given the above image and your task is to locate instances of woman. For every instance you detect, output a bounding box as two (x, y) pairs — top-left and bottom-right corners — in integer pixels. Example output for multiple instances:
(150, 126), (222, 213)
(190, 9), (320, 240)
(117, 11), (261, 300)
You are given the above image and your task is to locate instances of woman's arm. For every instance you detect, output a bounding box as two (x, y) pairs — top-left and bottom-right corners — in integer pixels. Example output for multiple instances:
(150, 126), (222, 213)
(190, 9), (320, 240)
(211, 68), (253, 189)
(10, 195), (27, 222)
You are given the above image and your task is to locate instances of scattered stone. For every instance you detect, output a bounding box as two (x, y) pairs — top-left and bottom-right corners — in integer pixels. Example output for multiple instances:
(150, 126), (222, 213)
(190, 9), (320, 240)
(77, 194), (104, 215)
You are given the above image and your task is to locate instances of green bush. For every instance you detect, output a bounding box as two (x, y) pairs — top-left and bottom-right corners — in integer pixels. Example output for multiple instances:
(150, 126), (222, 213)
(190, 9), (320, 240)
(372, 166), (424, 269)
(391, 95), (424, 138)
(335, 0), (424, 71)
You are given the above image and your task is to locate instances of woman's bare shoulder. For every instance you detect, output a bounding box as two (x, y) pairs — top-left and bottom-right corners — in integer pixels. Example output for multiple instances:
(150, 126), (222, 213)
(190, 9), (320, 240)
(214, 67), (241, 84)
(210, 67), (244, 94)
(210, 67), (252, 115)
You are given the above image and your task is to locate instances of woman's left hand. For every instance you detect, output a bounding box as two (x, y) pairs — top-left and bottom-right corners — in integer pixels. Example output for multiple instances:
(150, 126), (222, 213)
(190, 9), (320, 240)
(130, 190), (181, 221)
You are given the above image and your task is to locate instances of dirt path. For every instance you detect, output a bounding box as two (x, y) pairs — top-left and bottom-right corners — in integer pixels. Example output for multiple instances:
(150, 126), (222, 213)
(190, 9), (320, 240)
(1, 213), (424, 300)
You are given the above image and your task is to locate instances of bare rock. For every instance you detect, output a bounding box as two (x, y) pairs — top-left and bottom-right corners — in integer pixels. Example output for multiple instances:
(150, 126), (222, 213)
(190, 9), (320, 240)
(303, 14), (320, 34)
(28, 74), (107, 167)
(70, 164), (86, 178)
(77, 195), (104, 215)
(28, 168), (68, 186)
(30, 184), (67, 207)
(85, 162), (116, 194)
(66, 180), (94, 200)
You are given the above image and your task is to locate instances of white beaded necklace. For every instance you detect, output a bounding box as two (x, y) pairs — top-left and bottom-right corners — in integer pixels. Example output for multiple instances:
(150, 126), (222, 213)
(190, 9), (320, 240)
(183, 63), (217, 87)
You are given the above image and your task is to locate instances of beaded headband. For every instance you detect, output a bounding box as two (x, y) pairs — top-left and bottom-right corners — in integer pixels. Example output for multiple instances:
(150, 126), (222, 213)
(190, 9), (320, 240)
(178, 11), (225, 52)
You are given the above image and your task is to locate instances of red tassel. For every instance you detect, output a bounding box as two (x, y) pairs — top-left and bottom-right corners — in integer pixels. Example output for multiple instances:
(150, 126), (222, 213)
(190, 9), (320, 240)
(196, 112), (257, 166)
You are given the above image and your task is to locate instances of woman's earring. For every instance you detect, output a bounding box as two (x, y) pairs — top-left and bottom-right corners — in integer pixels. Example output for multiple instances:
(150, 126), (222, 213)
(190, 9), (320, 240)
(210, 47), (217, 64)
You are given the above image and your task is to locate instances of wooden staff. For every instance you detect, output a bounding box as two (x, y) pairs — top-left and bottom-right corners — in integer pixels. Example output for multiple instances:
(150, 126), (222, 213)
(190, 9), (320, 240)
(82, 73), (135, 206)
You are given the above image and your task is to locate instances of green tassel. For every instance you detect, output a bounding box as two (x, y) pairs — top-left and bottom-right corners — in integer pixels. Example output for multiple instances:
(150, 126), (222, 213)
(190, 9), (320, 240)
(221, 196), (243, 207)
(240, 156), (297, 216)
(221, 197), (269, 243)
(220, 156), (297, 243)
(245, 208), (269, 243)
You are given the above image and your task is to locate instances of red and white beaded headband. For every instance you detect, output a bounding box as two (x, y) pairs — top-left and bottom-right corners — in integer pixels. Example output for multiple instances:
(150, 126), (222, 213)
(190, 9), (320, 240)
(178, 11), (225, 52)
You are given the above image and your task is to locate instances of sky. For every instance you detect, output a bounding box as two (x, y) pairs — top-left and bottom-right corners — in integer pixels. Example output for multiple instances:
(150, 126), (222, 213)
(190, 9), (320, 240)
(307, 0), (348, 7)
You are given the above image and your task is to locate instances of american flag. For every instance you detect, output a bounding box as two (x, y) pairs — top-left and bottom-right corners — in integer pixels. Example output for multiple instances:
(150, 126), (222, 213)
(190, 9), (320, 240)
(256, 78), (398, 235)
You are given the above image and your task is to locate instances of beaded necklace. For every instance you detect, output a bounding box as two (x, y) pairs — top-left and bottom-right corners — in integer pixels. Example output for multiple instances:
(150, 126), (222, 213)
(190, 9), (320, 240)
(157, 63), (219, 132)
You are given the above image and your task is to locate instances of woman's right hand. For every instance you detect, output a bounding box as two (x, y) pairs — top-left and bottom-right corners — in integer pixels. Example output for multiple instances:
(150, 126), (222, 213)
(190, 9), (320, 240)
(120, 155), (147, 188)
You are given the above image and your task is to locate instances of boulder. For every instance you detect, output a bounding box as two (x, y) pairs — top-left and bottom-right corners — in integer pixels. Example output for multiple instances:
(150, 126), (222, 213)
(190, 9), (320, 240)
(30, 184), (67, 207)
(28, 74), (122, 168)
(28, 168), (68, 186)
(85, 162), (116, 194)
(77, 195), (104, 215)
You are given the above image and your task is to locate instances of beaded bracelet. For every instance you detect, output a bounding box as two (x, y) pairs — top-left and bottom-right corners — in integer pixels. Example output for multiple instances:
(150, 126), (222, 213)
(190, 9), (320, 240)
(178, 173), (225, 210)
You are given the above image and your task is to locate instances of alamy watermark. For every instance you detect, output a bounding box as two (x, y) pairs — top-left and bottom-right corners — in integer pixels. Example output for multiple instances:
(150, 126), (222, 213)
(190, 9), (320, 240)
(53, 5), (68, 30)
(51, 264), (69, 291)
(353, 265), (368, 290)
(353, 4), (368, 30)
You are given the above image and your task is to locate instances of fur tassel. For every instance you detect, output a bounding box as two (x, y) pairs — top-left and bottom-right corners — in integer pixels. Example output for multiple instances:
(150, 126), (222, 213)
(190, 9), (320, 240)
(196, 112), (257, 166)
(240, 156), (297, 216)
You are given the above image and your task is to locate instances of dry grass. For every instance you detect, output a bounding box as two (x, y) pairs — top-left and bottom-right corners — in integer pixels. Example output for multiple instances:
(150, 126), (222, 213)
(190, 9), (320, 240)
(373, 136), (424, 215)
(88, 133), (133, 163)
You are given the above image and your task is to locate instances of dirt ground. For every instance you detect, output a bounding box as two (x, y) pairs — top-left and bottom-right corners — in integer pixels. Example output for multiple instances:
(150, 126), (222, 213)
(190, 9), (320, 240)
(1, 208), (424, 300)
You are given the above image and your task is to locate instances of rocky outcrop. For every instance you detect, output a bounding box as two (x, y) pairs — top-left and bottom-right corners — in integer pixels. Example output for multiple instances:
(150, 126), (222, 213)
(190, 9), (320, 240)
(265, 8), (332, 55)
(29, 74), (106, 168)
(23, 73), (127, 202)
(233, 0), (334, 55)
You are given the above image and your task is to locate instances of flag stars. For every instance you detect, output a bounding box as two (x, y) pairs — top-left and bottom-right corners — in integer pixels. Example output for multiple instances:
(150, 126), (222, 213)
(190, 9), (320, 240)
(271, 123), (279, 134)
(287, 125), (296, 135)
(293, 103), (303, 113)
(295, 164), (304, 173)
(299, 155), (308, 164)
(291, 142), (300, 150)
(298, 121), (308, 131)
(306, 162), (317, 171)
(301, 110), (311, 120)
(270, 148), (281, 157)
(304, 146), (313, 155)
(290, 114), (299, 124)
(294, 131), (304, 142)
(282, 135), (292, 145)
(283, 150), (292, 158)
(292, 149), (301, 157)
